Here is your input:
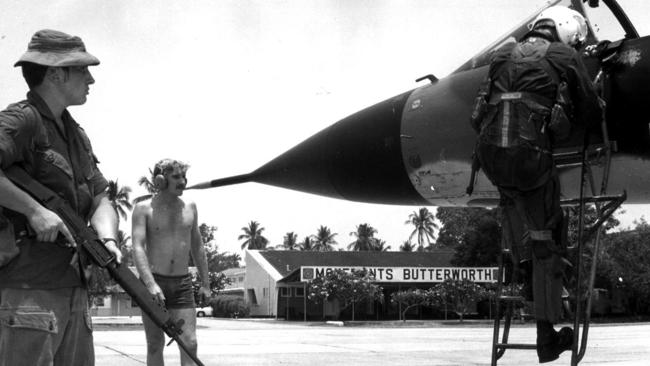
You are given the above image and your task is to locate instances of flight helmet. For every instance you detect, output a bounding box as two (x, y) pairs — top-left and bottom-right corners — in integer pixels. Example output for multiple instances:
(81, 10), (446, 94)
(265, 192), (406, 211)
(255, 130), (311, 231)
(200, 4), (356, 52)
(530, 6), (588, 47)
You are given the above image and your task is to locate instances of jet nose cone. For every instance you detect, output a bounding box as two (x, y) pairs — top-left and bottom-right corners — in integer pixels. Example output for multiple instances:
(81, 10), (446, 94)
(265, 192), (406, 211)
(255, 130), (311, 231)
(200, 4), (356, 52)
(253, 90), (428, 205)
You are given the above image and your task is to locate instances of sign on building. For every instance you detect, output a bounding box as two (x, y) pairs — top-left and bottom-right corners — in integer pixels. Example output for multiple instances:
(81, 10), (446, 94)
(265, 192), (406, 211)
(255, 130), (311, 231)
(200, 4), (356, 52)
(300, 266), (498, 283)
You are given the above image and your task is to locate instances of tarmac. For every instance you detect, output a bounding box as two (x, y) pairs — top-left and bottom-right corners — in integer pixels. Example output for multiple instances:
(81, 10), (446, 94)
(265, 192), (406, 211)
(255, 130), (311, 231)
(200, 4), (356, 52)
(91, 316), (650, 365)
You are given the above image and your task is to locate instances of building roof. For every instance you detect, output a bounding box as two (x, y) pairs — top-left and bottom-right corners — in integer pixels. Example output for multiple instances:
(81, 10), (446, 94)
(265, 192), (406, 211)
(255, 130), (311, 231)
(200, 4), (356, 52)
(256, 250), (456, 279)
(220, 267), (246, 276)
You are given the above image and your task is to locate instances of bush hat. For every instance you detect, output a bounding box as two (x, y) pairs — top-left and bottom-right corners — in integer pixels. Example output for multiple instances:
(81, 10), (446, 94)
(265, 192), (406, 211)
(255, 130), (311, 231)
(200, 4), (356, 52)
(14, 29), (100, 67)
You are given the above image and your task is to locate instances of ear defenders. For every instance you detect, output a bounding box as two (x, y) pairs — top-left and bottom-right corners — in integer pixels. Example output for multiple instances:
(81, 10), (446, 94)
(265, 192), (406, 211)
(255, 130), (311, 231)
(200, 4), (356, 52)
(153, 174), (167, 190)
(152, 165), (168, 190)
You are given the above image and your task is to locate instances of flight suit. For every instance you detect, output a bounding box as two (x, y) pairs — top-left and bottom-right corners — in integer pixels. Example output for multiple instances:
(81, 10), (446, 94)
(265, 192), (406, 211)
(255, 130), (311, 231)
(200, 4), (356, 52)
(472, 30), (601, 356)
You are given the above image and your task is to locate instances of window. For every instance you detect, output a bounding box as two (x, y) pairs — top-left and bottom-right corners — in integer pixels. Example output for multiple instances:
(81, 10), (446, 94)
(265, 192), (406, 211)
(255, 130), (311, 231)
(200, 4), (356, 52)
(263, 288), (269, 298)
(583, 1), (650, 42)
(238, 276), (244, 282)
(247, 289), (258, 305)
(280, 287), (291, 297)
(295, 287), (305, 298)
(583, 2), (628, 42)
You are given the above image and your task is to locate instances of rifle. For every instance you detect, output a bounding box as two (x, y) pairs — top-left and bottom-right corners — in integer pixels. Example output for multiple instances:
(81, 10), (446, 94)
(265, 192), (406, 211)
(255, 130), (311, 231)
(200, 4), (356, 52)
(3, 165), (206, 366)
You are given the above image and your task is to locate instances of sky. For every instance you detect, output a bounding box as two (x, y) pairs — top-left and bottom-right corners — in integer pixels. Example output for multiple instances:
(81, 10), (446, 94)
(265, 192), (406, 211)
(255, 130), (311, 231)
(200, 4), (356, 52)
(1, 0), (649, 258)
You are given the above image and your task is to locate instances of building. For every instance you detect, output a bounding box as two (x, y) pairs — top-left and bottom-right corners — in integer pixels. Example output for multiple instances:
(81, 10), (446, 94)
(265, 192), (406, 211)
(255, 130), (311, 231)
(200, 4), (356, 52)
(90, 266), (143, 316)
(243, 250), (498, 320)
(220, 266), (246, 296)
(90, 291), (141, 317)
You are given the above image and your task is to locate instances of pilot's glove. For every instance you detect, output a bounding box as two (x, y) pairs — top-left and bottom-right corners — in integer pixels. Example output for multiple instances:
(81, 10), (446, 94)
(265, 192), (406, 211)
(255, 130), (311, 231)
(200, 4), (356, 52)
(584, 40), (611, 58)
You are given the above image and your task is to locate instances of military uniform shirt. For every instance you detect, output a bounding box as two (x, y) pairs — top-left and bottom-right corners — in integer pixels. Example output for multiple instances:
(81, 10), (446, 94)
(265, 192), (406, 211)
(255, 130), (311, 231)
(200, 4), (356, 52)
(0, 91), (108, 289)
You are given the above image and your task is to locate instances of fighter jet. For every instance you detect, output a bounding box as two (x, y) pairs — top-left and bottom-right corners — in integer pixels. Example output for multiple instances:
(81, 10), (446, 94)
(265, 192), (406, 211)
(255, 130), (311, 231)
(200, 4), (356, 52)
(189, 2), (644, 364)
(190, 0), (649, 209)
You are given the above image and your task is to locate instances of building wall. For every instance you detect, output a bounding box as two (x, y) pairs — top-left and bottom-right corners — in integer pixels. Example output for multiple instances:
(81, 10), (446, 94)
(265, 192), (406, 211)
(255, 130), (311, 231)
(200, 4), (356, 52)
(222, 268), (246, 290)
(90, 293), (141, 317)
(244, 252), (278, 317)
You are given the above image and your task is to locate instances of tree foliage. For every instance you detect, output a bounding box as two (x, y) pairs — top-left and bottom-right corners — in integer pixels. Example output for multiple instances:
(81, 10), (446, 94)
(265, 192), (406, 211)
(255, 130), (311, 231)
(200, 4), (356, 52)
(238, 220), (269, 250)
(307, 269), (384, 321)
(390, 288), (439, 321)
(390, 280), (490, 322)
(133, 175), (155, 204)
(300, 236), (314, 251)
(374, 239), (391, 252)
(206, 243), (242, 273)
(348, 223), (379, 251)
(191, 271), (232, 305)
(199, 223), (217, 244)
(106, 180), (133, 222)
(312, 225), (338, 251)
(191, 223), (239, 304)
(435, 207), (500, 266)
(399, 240), (415, 252)
(197, 223), (241, 272)
(87, 264), (115, 306)
(436, 207), (493, 247)
(565, 205), (621, 247)
(436, 278), (489, 322)
(405, 207), (438, 251)
(116, 230), (133, 266)
(451, 209), (501, 266)
(598, 219), (650, 314)
(277, 231), (300, 250)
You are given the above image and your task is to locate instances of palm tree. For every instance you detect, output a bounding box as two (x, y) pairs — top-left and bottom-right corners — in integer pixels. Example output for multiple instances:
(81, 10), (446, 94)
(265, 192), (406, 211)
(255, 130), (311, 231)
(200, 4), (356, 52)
(116, 229), (133, 265)
(311, 225), (338, 252)
(106, 180), (132, 221)
(238, 221), (269, 250)
(374, 239), (391, 252)
(277, 232), (300, 250)
(399, 240), (415, 252)
(348, 223), (378, 251)
(300, 236), (314, 251)
(133, 175), (155, 204)
(405, 207), (438, 251)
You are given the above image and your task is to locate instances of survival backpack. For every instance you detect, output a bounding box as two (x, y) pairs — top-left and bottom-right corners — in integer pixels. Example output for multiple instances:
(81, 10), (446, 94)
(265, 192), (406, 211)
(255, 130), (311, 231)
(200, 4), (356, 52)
(470, 38), (573, 152)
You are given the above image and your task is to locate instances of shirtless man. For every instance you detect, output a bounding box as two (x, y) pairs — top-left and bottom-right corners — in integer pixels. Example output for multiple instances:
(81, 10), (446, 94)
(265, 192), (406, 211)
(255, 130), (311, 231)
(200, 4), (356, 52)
(132, 159), (211, 366)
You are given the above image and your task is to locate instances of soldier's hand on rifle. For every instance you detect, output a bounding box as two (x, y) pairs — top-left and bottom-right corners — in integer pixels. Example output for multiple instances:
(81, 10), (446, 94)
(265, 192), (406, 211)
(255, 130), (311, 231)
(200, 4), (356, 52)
(102, 239), (122, 264)
(147, 282), (165, 304)
(28, 206), (76, 246)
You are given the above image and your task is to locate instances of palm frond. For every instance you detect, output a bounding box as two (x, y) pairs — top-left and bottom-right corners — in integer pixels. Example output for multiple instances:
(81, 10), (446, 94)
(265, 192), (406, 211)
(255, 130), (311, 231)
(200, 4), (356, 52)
(132, 194), (153, 204)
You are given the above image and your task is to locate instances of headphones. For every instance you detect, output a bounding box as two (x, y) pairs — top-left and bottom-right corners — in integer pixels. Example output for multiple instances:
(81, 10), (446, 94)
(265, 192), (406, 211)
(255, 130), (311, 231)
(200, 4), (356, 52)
(152, 165), (168, 190)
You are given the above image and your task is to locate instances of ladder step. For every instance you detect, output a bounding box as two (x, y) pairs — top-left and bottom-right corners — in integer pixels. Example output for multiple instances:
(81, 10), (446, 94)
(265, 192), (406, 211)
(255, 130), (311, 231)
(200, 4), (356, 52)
(498, 295), (525, 302)
(496, 343), (537, 350)
(553, 143), (615, 169)
(552, 144), (611, 160)
(561, 193), (626, 206)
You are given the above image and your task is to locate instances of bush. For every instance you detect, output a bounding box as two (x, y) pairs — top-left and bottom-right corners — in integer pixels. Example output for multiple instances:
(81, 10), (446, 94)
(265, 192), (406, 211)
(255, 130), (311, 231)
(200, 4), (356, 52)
(210, 295), (249, 318)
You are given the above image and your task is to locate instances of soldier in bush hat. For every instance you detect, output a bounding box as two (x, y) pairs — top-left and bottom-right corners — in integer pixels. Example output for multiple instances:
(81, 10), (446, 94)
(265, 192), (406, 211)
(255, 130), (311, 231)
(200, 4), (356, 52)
(0, 29), (122, 365)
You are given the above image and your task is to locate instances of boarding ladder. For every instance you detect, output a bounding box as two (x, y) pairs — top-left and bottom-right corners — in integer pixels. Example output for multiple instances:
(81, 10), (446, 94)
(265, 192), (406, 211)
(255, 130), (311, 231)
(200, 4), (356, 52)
(490, 69), (626, 365)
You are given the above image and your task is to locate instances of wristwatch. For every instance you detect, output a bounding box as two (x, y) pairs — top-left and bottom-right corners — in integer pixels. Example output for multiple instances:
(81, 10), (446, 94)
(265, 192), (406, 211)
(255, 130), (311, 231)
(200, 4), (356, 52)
(102, 238), (118, 246)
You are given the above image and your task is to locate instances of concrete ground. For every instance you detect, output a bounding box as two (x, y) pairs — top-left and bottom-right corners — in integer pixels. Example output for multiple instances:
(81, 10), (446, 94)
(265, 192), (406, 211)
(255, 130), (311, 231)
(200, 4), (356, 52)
(93, 317), (650, 366)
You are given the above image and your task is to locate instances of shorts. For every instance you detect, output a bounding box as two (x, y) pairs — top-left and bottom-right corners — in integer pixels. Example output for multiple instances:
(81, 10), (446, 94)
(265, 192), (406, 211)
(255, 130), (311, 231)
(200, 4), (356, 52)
(153, 273), (196, 309)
